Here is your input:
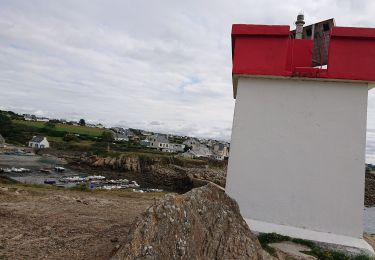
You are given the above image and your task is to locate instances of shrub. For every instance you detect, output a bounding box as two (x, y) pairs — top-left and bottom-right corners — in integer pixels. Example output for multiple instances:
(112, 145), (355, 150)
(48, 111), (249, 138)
(63, 133), (79, 142)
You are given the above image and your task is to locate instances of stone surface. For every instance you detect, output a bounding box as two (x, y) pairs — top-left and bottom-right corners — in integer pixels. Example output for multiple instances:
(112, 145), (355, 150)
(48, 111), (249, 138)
(269, 241), (316, 260)
(112, 183), (273, 260)
(364, 233), (375, 251)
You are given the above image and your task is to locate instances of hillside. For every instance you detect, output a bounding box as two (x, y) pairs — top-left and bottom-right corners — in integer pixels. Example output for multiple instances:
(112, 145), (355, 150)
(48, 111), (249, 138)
(12, 120), (105, 137)
(0, 110), (108, 146)
(0, 110), (154, 155)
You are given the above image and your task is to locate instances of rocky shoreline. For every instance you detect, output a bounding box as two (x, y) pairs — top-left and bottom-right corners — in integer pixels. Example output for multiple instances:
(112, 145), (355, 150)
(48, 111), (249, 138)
(47, 151), (375, 206)
(62, 153), (227, 193)
(365, 172), (375, 207)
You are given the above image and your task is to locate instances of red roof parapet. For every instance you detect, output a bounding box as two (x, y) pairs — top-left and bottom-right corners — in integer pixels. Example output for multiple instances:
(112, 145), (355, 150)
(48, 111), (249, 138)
(231, 23), (375, 97)
(328, 27), (375, 81)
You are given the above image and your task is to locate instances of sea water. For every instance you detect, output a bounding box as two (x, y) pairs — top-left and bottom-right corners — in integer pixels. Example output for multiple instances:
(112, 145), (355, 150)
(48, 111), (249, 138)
(364, 207), (375, 234)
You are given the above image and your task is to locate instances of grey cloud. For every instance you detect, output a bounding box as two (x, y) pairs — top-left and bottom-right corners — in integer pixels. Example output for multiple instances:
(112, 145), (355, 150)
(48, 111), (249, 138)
(1, 0), (375, 145)
(149, 121), (163, 126)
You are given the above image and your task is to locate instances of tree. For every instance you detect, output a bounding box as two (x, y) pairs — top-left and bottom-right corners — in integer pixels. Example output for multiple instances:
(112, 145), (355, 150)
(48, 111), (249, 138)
(101, 131), (113, 142)
(0, 114), (12, 136)
(79, 119), (86, 126)
(44, 122), (56, 128)
(184, 145), (192, 152)
(63, 133), (78, 142)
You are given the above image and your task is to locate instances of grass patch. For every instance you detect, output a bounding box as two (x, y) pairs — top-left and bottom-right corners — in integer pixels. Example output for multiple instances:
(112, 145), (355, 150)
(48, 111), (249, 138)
(258, 233), (371, 260)
(11, 120), (46, 129)
(47, 136), (64, 142)
(0, 176), (18, 184)
(16, 182), (58, 190)
(12, 120), (107, 137)
(68, 183), (92, 192)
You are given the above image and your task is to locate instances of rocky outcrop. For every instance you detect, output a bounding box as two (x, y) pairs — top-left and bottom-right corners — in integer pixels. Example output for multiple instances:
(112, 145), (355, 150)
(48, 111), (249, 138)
(172, 165), (227, 188)
(112, 183), (273, 260)
(81, 155), (145, 172)
(67, 154), (193, 192)
(365, 172), (375, 207)
(69, 154), (227, 192)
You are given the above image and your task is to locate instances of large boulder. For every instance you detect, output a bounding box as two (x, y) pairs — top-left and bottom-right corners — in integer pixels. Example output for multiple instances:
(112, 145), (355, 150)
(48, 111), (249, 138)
(112, 183), (272, 260)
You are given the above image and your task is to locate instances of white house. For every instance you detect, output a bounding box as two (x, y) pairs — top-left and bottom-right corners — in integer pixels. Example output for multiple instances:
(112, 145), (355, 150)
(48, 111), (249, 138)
(183, 144), (212, 158)
(183, 138), (200, 149)
(212, 143), (230, 160)
(36, 117), (49, 122)
(169, 143), (185, 153)
(111, 127), (138, 140)
(111, 131), (129, 141)
(146, 134), (185, 153)
(140, 139), (150, 147)
(148, 134), (171, 151)
(28, 136), (50, 149)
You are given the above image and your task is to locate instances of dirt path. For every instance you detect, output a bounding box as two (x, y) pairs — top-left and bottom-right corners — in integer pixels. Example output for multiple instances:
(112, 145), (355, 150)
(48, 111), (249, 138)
(0, 183), (166, 259)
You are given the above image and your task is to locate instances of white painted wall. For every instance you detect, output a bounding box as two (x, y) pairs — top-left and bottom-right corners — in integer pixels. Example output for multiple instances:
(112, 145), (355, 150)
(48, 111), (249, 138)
(226, 77), (368, 238)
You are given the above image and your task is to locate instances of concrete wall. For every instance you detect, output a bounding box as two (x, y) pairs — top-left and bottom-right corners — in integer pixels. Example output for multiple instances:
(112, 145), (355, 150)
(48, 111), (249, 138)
(226, 77), (368, 238)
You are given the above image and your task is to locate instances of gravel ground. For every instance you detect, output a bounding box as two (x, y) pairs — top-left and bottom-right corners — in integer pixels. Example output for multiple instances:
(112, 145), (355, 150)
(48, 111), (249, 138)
(0, 183), (166, 259)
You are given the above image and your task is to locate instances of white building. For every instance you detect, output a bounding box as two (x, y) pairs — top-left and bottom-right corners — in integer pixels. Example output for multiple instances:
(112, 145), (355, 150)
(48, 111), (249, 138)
(226, 21), (375, 254)
(183, 144), (212, 158)
(111, 128), (138, 141)
(183, 138), (200, 149)
(146, 134), (185, 153)
(36, 117), (49, 122)
(140, 139), (150, 147)
(212, 143), (230, 160)
(148, 134), (169, 149)
(169, 143), (185, 153)
(111, 131), (129, 141)
(28, 136), (50, 149)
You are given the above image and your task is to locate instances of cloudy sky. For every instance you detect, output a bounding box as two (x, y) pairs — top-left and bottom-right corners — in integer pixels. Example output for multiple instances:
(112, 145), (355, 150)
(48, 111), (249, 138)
(1, 0), (375, 160)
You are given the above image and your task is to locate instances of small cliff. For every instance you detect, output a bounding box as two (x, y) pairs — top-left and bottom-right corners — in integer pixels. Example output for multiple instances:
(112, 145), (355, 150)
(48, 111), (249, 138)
(365, 172), (375, 207)
(68, 154), (226, 192)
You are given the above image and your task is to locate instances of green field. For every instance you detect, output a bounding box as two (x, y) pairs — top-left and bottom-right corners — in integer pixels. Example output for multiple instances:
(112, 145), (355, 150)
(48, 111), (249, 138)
(12, 120), (107, 137)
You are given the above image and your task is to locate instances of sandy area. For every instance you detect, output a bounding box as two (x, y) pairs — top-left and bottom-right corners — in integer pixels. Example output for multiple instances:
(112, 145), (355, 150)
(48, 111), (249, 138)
(0, 182), (166, 259)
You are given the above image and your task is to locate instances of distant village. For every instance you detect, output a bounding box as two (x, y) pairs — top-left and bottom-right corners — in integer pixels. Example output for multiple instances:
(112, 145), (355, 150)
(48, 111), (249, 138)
(4, 113), (230, 161)
(111, 127), (230, 161)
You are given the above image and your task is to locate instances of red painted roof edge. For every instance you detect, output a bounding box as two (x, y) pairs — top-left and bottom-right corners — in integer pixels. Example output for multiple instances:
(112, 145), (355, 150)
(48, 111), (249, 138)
(331, 26), (375, 39)
(231, 24), (290, 62)
(231, 24), (290, 36)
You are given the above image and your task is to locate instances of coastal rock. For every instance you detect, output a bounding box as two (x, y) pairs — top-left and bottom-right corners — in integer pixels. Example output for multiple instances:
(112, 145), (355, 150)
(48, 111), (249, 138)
(112, 183), (273, 260)
(172, 165), (227, 188)
(89, 155), (143, 172)
(269, 241), (316, 260)
(365, 172), (375, 207)
(68, 153), (227, 192)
